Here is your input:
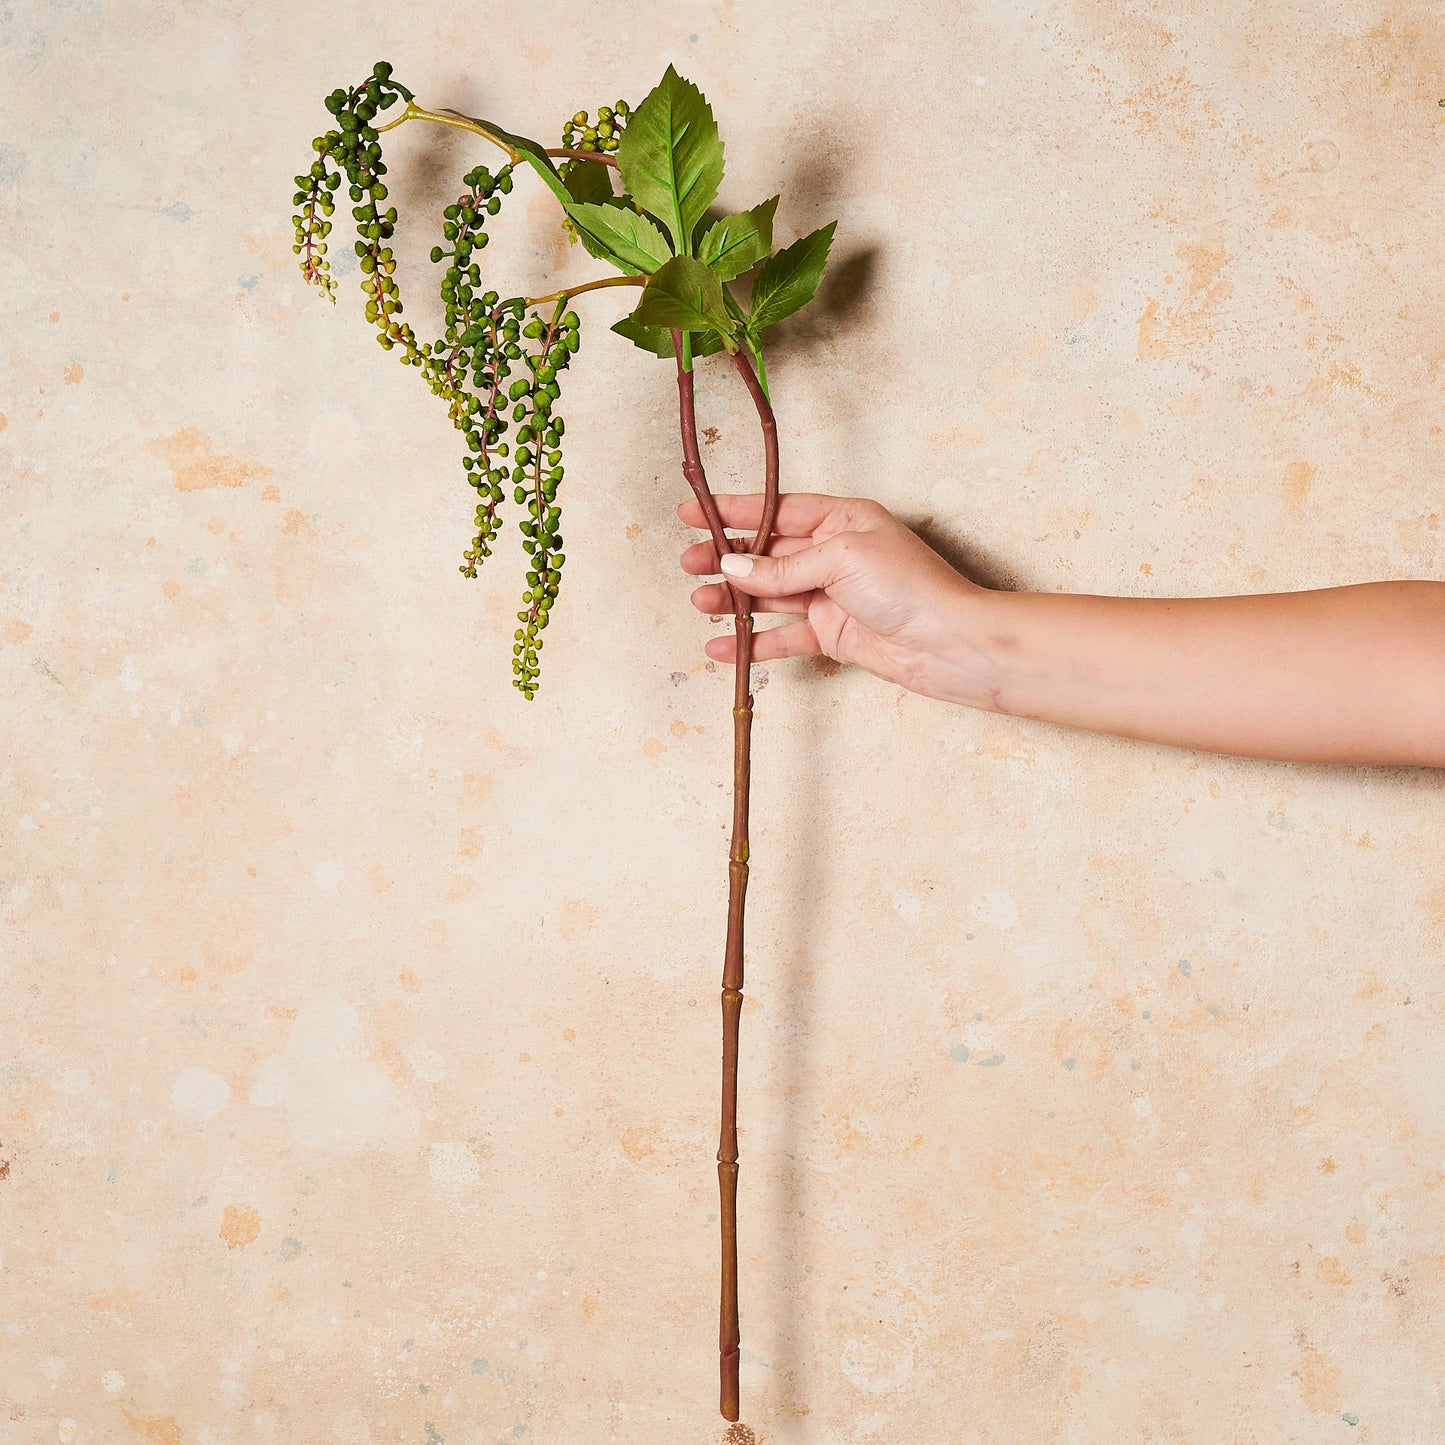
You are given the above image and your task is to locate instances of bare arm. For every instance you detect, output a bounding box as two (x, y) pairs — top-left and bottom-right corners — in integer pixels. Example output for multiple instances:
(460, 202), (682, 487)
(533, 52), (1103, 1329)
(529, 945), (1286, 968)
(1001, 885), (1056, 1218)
(679, 492), (1445, 768)
(972, 583), (1445, 766)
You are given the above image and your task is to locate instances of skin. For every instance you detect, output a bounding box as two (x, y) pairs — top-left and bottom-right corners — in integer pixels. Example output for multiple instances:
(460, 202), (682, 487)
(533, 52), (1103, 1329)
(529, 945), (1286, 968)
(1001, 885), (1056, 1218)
(678, 492), (1445, 768)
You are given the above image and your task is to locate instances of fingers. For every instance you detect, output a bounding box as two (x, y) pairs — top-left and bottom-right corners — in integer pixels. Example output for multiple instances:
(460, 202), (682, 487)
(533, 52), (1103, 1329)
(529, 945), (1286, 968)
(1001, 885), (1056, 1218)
(704, 619), (822, 664)
(715, 532), (862, 600)
(679, 534), (814, 577)
(677, 491), (876, 537)
(690, 582), (812, 615)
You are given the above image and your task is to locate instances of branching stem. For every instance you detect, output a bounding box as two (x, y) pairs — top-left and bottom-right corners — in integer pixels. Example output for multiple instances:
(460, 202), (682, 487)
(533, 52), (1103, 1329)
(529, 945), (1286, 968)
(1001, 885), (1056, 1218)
(375, 107), (620, 174)
(545, 147), (620, 167)
(375, 102), (522, 162)
(730, 347), (780, 554)
(525, 274), (645, 308)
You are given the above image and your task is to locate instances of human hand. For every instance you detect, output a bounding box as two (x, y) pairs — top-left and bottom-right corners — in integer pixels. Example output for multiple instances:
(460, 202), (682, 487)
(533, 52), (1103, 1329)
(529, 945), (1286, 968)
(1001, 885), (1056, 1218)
(678, 491), (1007, 706)
(683, 492), (1445, 764)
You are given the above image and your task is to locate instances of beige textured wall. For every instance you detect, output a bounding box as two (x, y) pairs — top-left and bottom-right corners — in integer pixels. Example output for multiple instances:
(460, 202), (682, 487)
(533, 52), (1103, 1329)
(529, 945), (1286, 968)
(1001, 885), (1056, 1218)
(5, 1), (1445, 1440)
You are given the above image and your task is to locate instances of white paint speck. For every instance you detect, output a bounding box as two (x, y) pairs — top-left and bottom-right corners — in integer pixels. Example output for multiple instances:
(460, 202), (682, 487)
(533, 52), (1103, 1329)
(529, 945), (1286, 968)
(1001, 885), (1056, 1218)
(59, 1420), (77, 1443)
(969, 890), (1019, 929)
(250, 997), (410, 1153)
(331, 1408), (374, 1444)
(1132, 1286), (1188, 1337)
(53, 1068), (90, 1095)
(171, 1066), (231, 1121)
(18, 815), (36, 831)
(101, 1369), (125, 1392)
(312, 860), (345, 890)
(429, 1141), (482, 1188)
(891, 890), (922, 926)
(118, 659), (143, 693)
(839, 1336), (914, 1393)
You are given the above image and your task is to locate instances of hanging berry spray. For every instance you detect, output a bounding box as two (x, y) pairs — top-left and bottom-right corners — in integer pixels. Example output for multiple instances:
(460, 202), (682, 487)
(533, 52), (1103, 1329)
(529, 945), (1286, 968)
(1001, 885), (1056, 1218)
(292, 61), (836, 1422)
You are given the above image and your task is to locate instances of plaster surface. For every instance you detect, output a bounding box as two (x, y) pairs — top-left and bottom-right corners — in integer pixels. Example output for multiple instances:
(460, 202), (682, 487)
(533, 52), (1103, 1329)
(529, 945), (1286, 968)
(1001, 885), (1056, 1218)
(4, 1), (1445, 1441)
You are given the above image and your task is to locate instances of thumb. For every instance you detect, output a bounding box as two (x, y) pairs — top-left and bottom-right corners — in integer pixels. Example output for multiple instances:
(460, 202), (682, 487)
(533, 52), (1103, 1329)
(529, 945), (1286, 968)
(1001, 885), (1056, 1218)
(719, 534), (857, 597)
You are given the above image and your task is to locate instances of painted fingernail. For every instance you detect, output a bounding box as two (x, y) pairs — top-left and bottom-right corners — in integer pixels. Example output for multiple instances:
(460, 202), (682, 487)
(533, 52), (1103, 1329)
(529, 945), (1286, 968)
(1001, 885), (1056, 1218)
(720, 553), (754, 577)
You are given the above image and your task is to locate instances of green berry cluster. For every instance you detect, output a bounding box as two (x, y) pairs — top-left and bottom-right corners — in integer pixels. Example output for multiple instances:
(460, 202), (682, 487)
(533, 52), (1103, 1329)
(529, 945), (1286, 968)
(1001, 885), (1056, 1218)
(558, 100), (630, 246)
(423, 163), (520, 572)
(437, 293), (524, 578)
(560, 99), (629, 155)
(296, 64), (590, 699)
(292, 61), (414, 318)
(510, 305), (581, 698)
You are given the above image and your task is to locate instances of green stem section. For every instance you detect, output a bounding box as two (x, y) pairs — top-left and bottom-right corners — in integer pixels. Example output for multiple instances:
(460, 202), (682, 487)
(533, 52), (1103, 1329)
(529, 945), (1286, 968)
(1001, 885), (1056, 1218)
(375, 102), (520, 160)
(751, 343), (770, 404)
(525, 274), (645, 308)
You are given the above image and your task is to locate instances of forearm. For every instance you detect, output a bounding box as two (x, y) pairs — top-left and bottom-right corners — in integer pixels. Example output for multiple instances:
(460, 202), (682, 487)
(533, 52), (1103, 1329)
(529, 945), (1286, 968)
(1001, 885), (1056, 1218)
(960, 582), (1445, 766)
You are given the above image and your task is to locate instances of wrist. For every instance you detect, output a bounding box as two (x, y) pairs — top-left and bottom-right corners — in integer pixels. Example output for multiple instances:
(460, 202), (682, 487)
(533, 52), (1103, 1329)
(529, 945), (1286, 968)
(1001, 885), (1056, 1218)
(921, 581), (1033, 714)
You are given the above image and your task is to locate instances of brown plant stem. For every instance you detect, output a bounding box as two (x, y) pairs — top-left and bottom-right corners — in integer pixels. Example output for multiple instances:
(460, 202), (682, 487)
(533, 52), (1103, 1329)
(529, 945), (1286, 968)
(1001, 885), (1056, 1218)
(671, 330), (780, 1424)
(544, 147), (620, 167)
(729, 348), (780, 555)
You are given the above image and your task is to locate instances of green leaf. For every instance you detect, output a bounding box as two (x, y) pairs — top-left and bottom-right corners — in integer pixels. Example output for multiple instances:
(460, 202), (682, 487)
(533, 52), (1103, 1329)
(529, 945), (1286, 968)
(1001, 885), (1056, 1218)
(632, 255), (736, 342)
(563, 160), (613, 207)
(721, 285), (751, 330)
(611, 314), (724, 360)
(747, 220), (837, 333)
(616, 65), (724, 255)
(697, 196), (778, 282)
(562, 201), (671, 275)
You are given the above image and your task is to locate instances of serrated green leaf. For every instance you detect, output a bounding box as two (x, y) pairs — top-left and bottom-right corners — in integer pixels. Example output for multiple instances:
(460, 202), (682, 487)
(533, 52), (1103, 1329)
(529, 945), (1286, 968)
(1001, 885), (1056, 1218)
(747, 220), (837, 333)
(721, 285), (751, 329)
(610, 314), (674, 358)
(616, 65), (724, 255)
(697, 195), (778, 282)
(611, 314), (724, 359)
(562, 201), (670, 276)
(572, 223), (624, 269)
(563, 160), (613, 207)
(632, 255), (737, 343)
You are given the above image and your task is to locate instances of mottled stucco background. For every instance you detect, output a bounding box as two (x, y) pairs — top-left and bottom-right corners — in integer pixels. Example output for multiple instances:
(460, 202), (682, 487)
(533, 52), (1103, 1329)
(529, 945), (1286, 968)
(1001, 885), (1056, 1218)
(5, 1), (1445, 1441)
